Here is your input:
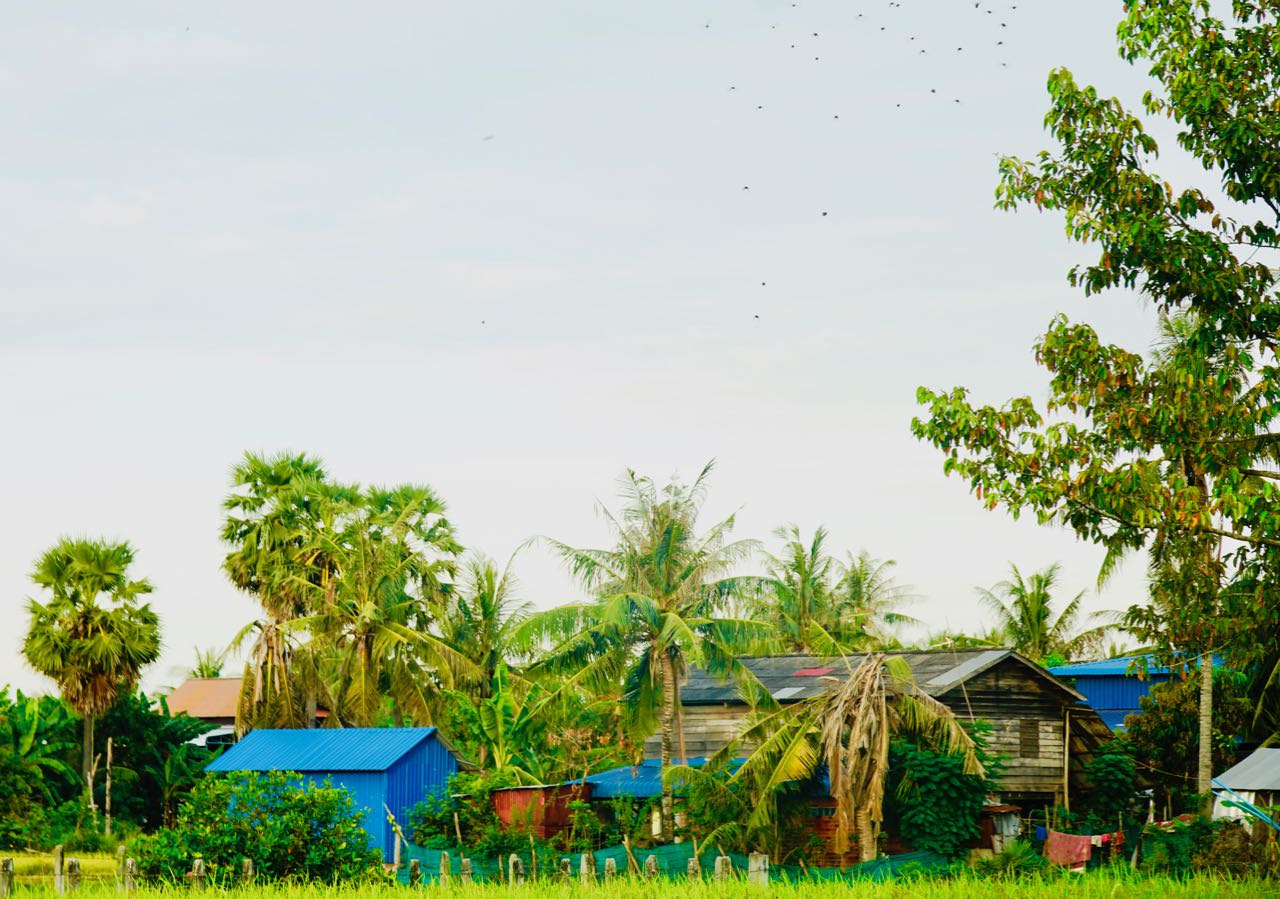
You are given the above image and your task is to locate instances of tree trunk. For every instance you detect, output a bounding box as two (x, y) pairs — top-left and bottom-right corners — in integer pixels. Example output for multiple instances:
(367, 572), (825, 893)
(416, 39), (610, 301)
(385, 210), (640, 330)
(855, 808), (876, 863)
(81, 715), (95, 797)
(1198, 651), (1213, 809)
(659, 653), (676, 843)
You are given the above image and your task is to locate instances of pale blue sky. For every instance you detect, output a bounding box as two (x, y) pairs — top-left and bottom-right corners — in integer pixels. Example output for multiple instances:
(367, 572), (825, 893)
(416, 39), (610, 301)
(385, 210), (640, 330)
(2, 1), (1164, 691)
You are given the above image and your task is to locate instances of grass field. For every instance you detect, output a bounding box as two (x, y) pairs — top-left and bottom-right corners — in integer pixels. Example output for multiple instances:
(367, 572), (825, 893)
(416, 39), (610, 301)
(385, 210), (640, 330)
(2, 873), (1276, 897)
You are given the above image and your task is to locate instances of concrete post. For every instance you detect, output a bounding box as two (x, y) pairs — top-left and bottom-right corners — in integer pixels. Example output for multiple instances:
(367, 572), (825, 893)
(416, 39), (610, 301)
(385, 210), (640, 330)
(53, 845), (64, 894)
(508, 855), (524, 884)
(604, 858), (617, 881)
(687, 856), (701, 878)
(439, 851), (451, 883)
(644, 855), (658, 879)
(460, 859), (473, 883)
(187, 858), (204, 890)
(559, 858), (571, 878)
(714, 855), (733, 881)
(579, 853), (595, 883)
(66, 858), (81, 892)
(0, 858), (13, 898)
(123, 859), (137, 894)
(408, 859), (421, 886)
(747, 852), (768, 885)
(241, 859), (255, 884)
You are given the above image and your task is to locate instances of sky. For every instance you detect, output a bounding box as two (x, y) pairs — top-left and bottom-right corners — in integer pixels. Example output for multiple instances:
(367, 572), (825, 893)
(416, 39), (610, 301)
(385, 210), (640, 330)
(1, 1), (1170, 693)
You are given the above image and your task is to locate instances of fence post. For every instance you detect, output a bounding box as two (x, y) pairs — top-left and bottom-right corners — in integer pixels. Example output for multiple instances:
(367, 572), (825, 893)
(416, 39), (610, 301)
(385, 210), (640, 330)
(747, 852), (768, 885)
(1, 857), (13, 898)
(123, 859), (136, 894)
(508, 855), (524, 884)
(714, 855), (732, 881)
(559, 857), (571, 878)
(687, 856), (701, 878)
(644, 855), (658, 879)
(53, 845), (64, 894)
(460, 858), (473, 883)
(66, 858), (81, 892)
(579, 853), (595, 883)
(393, 833), (401, 872)
(439, 851), (451, 884)
(241, 859), (255, 884)
(187, 858), (205, 890)
(603, 857), (617, 881)
(408, 859), (421, 886)
(115, 847), (125, 892)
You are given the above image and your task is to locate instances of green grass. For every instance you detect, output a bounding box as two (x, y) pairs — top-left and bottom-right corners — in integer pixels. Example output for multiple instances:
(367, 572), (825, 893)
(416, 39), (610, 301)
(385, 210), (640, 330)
(8, 852), (118, 884)
(1, 872), (1275, 898)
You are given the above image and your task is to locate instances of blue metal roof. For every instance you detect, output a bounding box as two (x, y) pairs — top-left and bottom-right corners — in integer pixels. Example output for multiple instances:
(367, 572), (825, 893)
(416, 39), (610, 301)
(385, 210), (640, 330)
(1048, 655), (1171, 677)
(580, 758), (743, 799)
(206, 727), (446, 772)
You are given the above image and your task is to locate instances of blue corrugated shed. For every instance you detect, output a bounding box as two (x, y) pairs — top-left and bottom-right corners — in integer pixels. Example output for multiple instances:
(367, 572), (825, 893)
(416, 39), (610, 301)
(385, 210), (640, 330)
(1048, 654), (1221, 732)
(206, 727), (461, 861)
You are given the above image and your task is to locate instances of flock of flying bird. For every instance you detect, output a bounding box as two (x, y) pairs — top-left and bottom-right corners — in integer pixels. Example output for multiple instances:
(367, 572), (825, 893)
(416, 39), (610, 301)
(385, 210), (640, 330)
(705, 1), (1024, 310)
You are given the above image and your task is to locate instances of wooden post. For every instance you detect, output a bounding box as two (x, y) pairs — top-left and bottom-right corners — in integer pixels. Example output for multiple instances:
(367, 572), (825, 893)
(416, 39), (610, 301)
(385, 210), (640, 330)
(440, 851), (452, 883)
(603, 858), (617, 881)
(241, 858), (254, 884)
(53, 845), (64, 894)
(714, 855), (733, 881)
(123, 859), (137, 893)
(105, 738), (113, 838)
(644, 855), (658, 879)
(1062, 708), (1071, 813)
(453, 811), (464, 847)
(579, 853), (595, 883)
(0, 858), (13, 898)
(393, 833), (401, 872)
(747, 852), (768, 885)
(66, 858), (81, 892)
(187, 858), (205, 890)
(508, 855), (524, 884)
(460, 858), (473, 883)
(687, 856), (701, 878)
(408, 859), (421, 886)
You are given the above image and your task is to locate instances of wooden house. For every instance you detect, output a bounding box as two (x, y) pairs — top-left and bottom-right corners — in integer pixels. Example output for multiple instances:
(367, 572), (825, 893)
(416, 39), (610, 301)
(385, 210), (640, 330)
(643, 649), (1113, 809)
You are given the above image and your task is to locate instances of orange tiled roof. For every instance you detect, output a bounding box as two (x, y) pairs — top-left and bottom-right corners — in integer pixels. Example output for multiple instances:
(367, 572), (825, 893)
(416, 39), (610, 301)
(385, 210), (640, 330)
(165, 677), (241, 720)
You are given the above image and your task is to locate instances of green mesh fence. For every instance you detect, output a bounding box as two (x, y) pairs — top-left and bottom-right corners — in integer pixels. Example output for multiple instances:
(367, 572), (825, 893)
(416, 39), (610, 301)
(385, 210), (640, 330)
(398, 841), (946, 884)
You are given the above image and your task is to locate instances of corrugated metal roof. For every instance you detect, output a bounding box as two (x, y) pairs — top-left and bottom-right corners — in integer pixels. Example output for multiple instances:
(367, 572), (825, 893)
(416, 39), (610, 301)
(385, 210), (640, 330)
(680, 649), (1079, 705)
(1048, 655), (1172, 677)
(164, 678), (242, 720)
(1217, 749), (1280, 791)
(205, 727), (446, 772)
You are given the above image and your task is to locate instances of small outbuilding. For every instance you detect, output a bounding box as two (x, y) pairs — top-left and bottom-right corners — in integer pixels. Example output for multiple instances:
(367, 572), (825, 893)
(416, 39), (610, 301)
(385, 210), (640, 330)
(205, 727), (463, 860)
(1213, 748), (1280, 819)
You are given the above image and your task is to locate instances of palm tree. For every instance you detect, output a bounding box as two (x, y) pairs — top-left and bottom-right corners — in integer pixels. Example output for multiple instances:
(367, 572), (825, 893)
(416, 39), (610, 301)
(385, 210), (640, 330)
(834, 551), (920, 645)
(527, 462), (765, 841)
(190, 646), (226, 679)
(976, 563), (1108, 663)
(294, 485), (469, 727)
(753, 525), (854, 652)
(435, 553), (533, 699)
(22, 538), (161, 791)
(686, 653), (982, 863)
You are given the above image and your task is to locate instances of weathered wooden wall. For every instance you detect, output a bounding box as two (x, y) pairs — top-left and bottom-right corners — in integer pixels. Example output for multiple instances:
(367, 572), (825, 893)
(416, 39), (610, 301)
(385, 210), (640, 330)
(641, 704), (751, 760)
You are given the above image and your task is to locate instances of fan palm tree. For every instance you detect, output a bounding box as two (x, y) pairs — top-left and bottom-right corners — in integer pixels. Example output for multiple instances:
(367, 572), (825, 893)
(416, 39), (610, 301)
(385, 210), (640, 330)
(682, 653), (982, 863)
(22, 538), (161, 790)
(526, 462), (766, 841)
(976, 563), (1108, 663)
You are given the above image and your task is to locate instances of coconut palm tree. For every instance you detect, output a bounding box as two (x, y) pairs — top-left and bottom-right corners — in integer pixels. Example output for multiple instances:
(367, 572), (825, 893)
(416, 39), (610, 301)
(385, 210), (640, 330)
(684, 653), (982, 863)
(976, 563), (1108, 663)
(753, 525), (853, 652)
(434, 552), (533, 699)
(293, 485), (469, 727)
(834, 551), (920, 645)
(22, 538), (161, 791)
(527, 462), (766, 841)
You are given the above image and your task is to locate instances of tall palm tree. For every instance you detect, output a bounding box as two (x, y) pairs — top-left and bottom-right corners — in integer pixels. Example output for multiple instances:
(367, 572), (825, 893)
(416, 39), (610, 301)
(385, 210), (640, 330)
(976, 563), (1107, 663)
(434, 552), (533, 698)
(753, 525), (852, 652)
(688, 653), (982, 863)
(527, 462), (765, 841)
(834, 551), (920, 645)
(294, 485), (469, 727)
(22, 538), (161, 790)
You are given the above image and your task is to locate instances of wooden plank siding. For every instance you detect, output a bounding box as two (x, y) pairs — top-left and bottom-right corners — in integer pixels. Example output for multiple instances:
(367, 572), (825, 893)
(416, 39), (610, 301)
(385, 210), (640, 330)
(645, 657), (1084, 803)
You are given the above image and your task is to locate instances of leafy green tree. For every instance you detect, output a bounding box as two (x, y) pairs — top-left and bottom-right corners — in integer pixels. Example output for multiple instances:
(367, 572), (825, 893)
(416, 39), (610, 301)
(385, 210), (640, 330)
(443, 661), (549, 782)
(911, 1), (1280, 799)
(528, 463), (764, 841)
(975, 563), (1109, 663)
(0, 689), (78, 806)
(22, 539), (160, 791)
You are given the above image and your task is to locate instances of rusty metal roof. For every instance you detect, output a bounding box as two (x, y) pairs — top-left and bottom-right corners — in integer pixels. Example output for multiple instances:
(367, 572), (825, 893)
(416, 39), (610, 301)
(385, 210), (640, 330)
(164, 677), (241, 720)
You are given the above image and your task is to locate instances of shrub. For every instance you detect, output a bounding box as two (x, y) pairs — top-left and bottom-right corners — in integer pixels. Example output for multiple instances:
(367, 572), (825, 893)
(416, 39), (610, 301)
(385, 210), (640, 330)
(128, 771), (380, 883)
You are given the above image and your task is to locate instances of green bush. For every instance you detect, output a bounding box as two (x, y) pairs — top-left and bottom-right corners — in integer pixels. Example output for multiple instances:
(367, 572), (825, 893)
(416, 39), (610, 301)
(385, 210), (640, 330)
(128, 771), (380, 883)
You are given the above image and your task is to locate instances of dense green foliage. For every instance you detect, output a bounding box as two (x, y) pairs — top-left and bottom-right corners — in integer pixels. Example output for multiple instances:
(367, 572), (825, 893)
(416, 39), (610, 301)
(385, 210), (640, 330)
(129, 771), (380, 883)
